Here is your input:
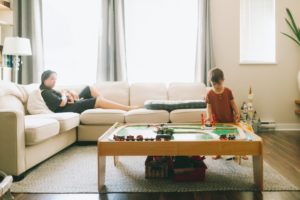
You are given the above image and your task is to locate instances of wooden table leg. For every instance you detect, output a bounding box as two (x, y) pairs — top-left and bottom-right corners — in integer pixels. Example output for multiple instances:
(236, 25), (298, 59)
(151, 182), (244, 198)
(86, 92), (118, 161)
(113, 156), (119, 166)
(98, 155), (106, 192)
(253, 154), (263, 190)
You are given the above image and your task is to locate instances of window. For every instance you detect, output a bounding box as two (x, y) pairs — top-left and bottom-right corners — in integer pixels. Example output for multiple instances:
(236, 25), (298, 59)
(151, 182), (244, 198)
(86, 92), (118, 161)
(240, 0), (276, 64)
(124, 0), (198, 83)
(42, 0), (100, 85)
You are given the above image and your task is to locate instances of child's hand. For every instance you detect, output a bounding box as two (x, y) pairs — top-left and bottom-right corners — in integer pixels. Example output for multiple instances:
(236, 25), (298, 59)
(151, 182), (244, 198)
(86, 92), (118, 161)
(234, 114), (240, 123)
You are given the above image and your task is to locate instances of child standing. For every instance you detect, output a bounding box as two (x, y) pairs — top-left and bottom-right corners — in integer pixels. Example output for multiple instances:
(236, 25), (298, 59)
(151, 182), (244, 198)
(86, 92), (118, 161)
(205, 68), (240, 159)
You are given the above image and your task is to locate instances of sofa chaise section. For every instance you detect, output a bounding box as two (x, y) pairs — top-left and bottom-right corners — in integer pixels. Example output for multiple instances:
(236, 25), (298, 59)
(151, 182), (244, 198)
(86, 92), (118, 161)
(0, 81), (80, 176)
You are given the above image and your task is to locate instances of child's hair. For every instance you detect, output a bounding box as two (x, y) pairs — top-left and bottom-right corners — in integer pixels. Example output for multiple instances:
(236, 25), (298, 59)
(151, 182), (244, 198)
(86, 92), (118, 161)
(209, 68), (224, 84)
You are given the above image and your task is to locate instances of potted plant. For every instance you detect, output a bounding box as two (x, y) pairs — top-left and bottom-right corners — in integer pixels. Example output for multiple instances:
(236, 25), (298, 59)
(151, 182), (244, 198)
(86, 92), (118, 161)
(282, 8), (300, 90)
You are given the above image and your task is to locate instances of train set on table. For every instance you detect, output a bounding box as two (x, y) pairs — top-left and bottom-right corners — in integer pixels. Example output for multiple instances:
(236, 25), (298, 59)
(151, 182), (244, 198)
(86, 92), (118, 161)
(99, 119), (263, 190)
(110, 122), (247, 142)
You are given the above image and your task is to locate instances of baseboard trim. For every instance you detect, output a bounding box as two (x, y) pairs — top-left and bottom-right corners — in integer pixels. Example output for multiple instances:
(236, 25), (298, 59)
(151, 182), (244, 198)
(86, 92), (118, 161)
(275, 123), (300, 131)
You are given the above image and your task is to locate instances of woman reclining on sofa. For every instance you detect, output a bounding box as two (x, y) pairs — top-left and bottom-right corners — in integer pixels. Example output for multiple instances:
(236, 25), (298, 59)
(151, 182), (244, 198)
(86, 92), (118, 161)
(40, 70), (137, 113)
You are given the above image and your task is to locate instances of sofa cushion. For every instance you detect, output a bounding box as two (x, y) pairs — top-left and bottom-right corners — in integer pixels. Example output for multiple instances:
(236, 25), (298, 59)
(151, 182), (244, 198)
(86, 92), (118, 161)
(27, 89), (53, 115)
(170, 109), (207, 123)
(80, 109), (126, 125)
(144, 100), (207, 112)
(125, 108), (169, 123)
(130, 83), (167, 106)
(93, 82), (129, 106)
(44, 113), (80, 132)
(25, 117), (60, 146)
(26, 113), (80, 132)
(168, 82), (207, 100)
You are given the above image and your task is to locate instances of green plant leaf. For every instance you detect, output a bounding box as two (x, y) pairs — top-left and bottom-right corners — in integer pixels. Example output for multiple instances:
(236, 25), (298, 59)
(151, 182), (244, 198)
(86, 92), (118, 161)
(283, 8), (300, 45)
(281, 32), (300, 46)
(285, 18), (298, 38)
(286, 8), (298, 33)
(296, 28), (300, 41)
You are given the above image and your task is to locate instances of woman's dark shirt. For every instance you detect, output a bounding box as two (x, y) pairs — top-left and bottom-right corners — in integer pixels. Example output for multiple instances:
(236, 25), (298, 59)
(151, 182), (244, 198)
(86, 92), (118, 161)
(41, 89), (63, 112)
(41, 86), (96, 114)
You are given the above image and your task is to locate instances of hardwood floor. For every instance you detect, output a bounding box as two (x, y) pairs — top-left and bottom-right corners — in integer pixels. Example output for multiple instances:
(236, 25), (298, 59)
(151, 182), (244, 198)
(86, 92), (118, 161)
(11, 192), (300, 200)
(12, 131), (300, 200)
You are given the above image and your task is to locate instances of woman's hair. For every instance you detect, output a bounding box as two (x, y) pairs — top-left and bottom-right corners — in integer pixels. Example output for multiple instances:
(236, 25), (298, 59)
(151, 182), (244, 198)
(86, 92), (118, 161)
(40, 70), (56, 90)
(208, 68), (224, 84)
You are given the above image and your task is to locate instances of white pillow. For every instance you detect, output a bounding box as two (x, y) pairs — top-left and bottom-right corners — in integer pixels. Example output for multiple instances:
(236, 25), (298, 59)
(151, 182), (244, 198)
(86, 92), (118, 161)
(27, 89), (53, 115)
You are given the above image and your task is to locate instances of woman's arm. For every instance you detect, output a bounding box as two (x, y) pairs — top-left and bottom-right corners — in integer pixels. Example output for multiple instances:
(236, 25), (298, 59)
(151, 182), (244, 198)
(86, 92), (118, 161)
(68, 90), (79, 100)
(41, 90), (67, 112)
(59, 92), (68, 107)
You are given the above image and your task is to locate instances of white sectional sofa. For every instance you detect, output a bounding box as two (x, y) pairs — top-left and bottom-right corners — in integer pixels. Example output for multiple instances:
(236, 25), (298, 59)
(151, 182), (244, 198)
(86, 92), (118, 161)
(0, 81), (208, 177)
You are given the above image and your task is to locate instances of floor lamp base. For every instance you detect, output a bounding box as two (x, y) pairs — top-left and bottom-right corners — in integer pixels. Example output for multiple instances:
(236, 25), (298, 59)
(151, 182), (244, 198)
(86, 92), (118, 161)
(12, 56), (20, 84)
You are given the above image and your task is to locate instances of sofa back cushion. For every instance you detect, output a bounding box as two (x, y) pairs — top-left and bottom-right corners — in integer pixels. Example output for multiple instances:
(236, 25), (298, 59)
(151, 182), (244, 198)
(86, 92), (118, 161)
(130, 83), (167, 106)
(16, 83), (40, 114)
(27, 89), (53, 115)
(0, 95), (25, 114)
(16, 83), (39, 102)
(168, 82), (207, 100)
(94, 82), (129, 106)
(0, 81), (25, 114)
(0, 81), (24, 100)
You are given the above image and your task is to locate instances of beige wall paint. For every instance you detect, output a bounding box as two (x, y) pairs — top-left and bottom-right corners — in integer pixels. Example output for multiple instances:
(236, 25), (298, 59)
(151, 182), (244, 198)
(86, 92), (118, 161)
(210, 0), (300, 123)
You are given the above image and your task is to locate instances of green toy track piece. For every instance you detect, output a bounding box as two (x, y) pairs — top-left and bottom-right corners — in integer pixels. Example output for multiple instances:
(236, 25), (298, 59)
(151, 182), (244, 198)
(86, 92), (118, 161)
(212, 128), (239, 136)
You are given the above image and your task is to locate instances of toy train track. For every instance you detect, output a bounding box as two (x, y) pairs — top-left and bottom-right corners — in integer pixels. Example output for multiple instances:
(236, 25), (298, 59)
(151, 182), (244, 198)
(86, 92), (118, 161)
(109, 123), (247, 141)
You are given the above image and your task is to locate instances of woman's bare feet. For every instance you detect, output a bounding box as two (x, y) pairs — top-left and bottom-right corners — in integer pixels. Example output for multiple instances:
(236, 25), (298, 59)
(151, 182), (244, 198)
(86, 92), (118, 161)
(212, 155), (222, 160)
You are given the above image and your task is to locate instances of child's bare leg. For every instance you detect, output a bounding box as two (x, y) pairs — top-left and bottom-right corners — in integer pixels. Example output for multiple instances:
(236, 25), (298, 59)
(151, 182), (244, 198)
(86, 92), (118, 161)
(242, 155), (248, 160)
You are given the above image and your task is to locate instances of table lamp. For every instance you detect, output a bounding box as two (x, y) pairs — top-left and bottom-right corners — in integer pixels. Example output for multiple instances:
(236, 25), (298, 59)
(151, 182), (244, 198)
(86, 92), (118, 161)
(3, 37), (32, 83)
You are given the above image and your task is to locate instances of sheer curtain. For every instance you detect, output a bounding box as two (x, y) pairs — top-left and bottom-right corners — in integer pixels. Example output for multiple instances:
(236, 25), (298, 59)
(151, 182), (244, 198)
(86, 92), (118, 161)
(42, 0), (100, 85)
(97, 0), (127, 82)
(194, 0), (215, 85)
(13, 0), (44, 84)
(124, 0), (198, 83)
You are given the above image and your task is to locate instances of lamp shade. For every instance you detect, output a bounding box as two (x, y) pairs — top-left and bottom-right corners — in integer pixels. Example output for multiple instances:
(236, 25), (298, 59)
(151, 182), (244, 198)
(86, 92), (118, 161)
(3, 37), (32, 56)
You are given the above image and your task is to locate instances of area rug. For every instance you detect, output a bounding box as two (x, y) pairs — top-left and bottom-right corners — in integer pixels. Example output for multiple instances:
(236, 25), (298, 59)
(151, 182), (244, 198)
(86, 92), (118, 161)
(11, 146), (299, 193)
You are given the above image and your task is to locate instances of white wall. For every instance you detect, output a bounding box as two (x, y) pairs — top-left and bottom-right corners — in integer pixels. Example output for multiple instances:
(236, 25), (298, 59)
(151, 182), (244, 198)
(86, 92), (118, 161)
(211, 0), (300, 124)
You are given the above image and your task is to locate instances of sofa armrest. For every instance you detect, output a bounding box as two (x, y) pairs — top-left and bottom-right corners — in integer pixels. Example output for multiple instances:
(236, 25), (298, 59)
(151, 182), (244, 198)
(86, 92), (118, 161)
(0, 109), (26, 176)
